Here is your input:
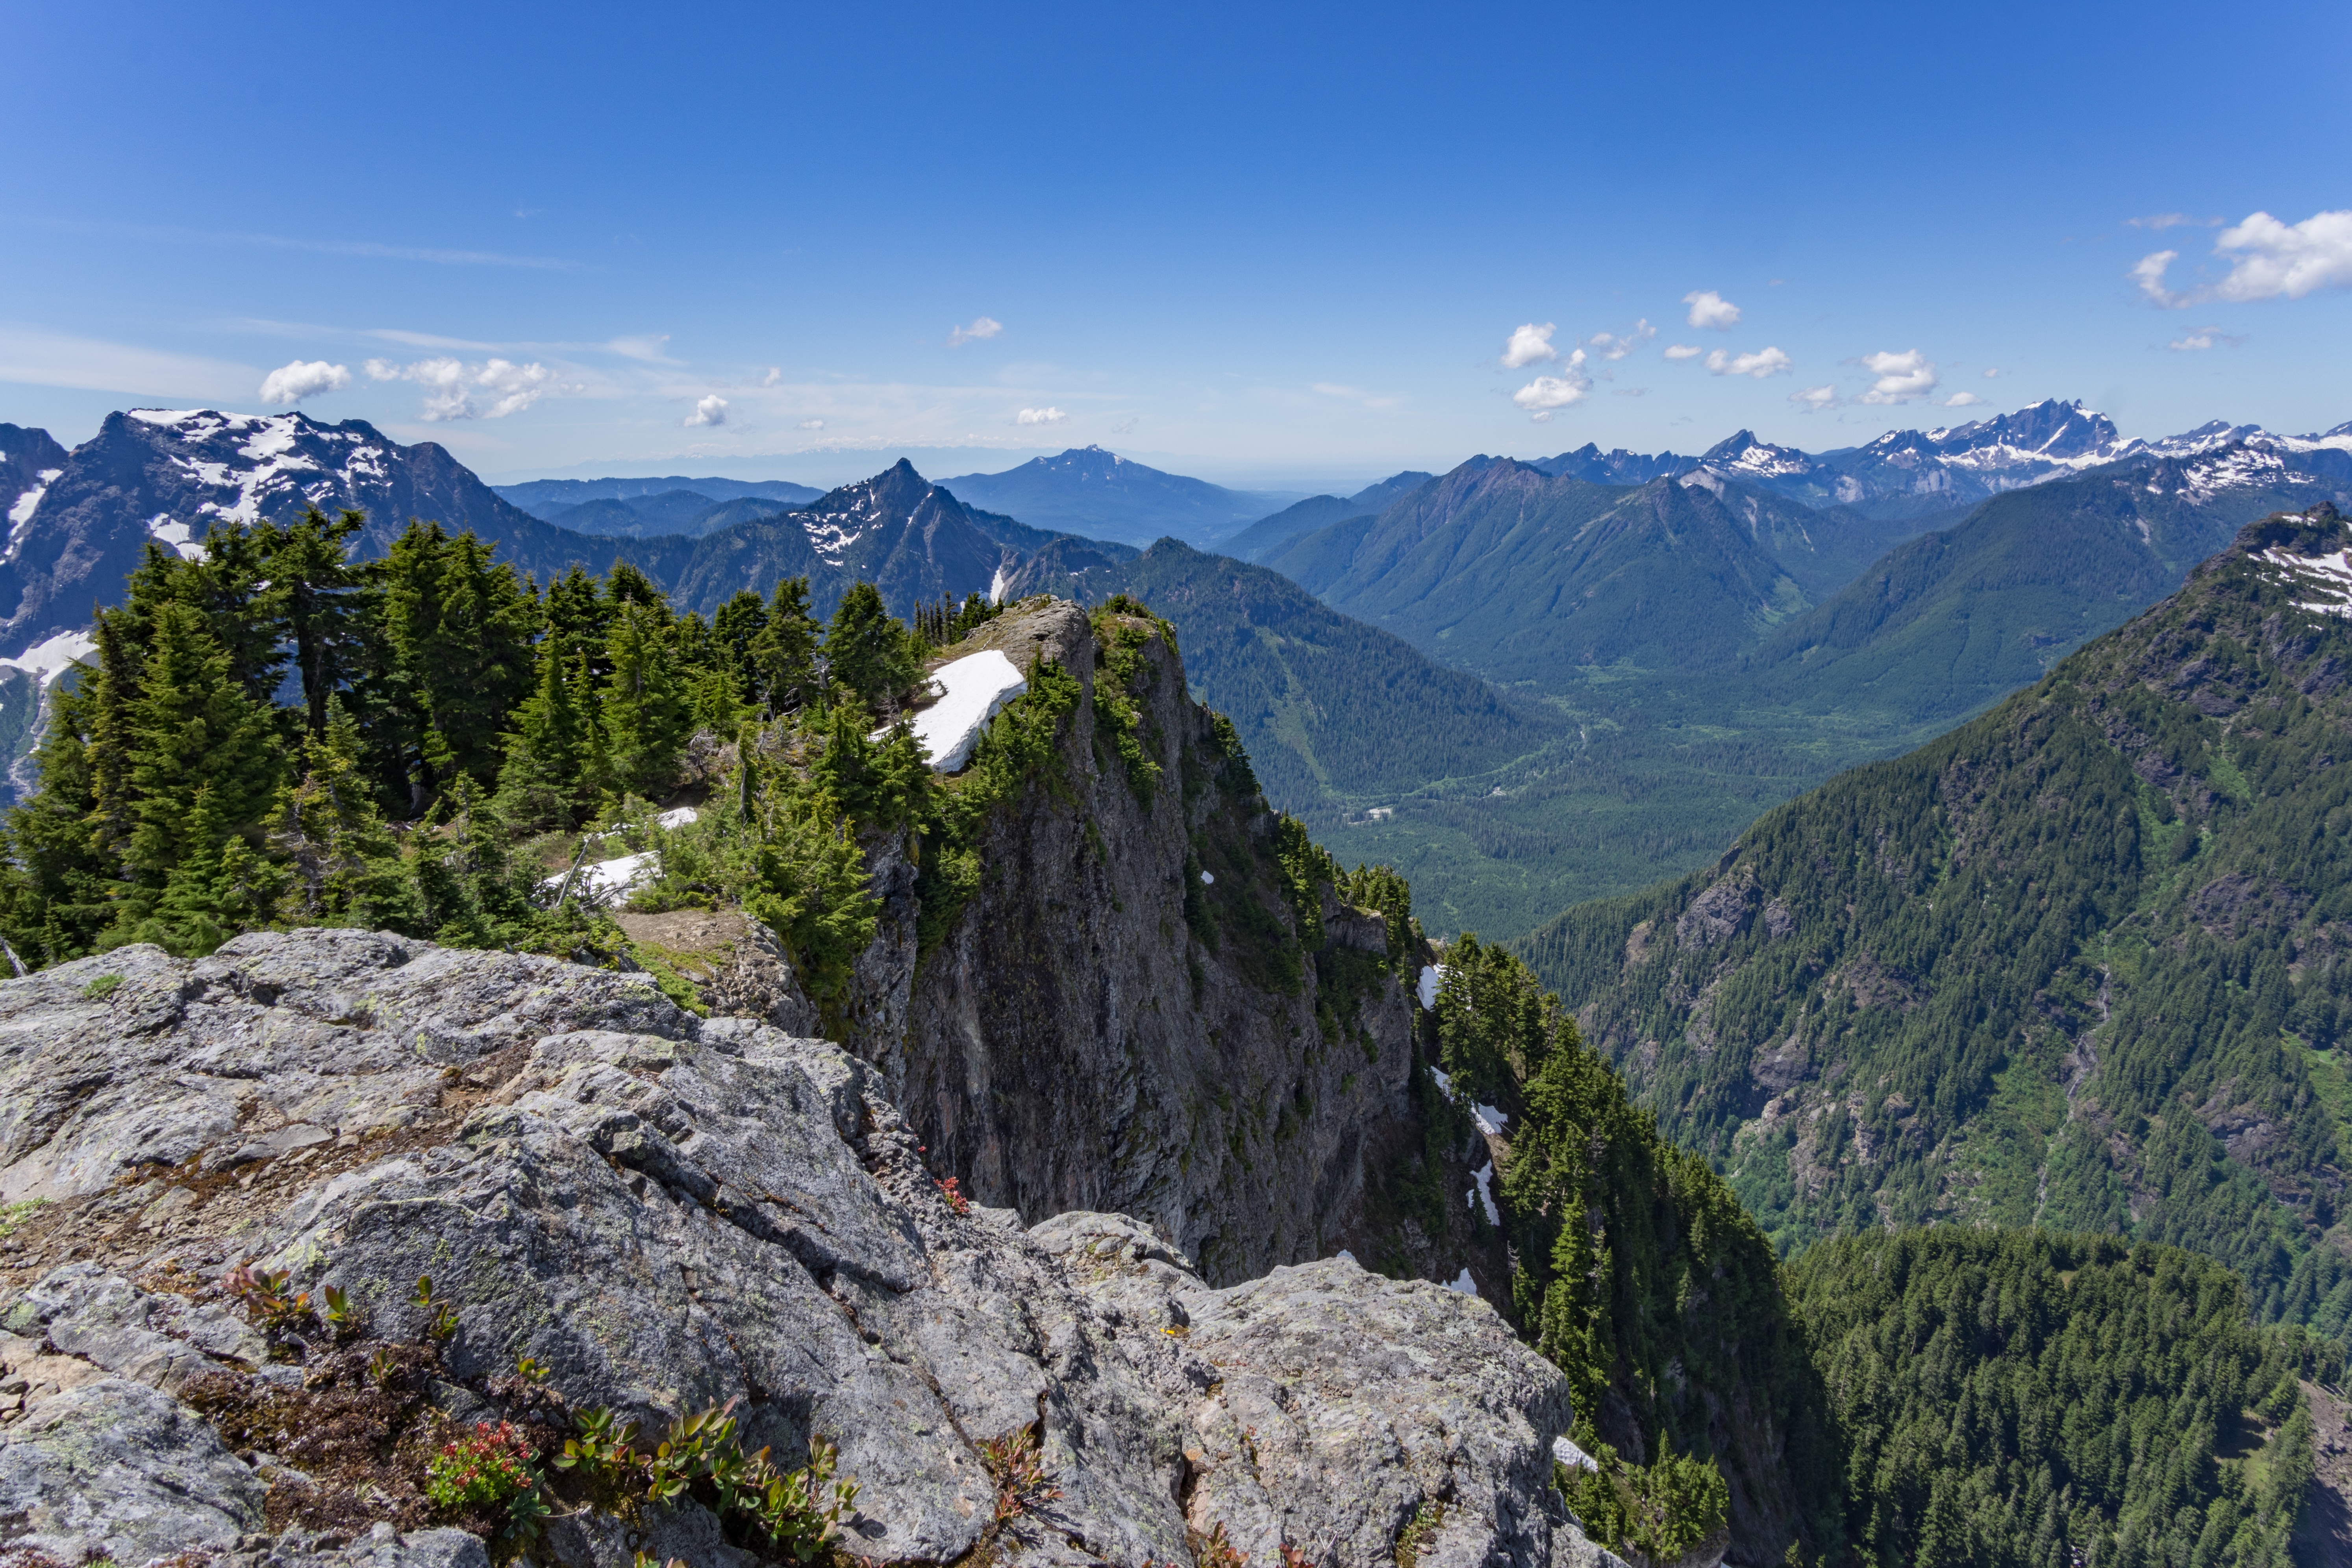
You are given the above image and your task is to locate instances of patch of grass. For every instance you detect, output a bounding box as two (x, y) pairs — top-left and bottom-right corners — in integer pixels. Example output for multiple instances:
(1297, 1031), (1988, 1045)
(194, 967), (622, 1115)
(80, 973), (123, 1000)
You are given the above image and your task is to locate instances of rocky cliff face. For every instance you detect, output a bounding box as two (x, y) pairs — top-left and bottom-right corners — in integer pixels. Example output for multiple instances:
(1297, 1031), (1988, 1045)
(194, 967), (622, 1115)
(803, 600), (1427, 1285)
(0, 928), (1616, 1568)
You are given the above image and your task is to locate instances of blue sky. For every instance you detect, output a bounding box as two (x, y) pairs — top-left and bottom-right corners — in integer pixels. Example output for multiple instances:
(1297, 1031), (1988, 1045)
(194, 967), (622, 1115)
(2, 0), (2347, 491)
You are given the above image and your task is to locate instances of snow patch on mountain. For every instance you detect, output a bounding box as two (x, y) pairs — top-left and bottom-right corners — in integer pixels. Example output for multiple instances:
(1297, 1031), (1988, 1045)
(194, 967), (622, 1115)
(2254, 546), (2352, 617)
(0, 628), (96, 685)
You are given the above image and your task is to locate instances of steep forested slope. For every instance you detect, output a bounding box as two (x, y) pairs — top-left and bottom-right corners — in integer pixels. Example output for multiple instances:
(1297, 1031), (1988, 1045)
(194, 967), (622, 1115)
(1785, 1229), (2329, 1568)
(1520, 503), (2352, 1331)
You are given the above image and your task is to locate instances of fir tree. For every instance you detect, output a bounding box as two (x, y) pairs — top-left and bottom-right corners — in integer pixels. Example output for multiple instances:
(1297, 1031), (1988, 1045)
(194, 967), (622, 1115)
(599, 600), (689, 798)
(545, 565), (614, 687)
(412, 775), (530, 946)
(494, 634), (591, 831)
(135, 784), (281, 957)
(379, 521), (537, 796)
(254, 507), (369, 736)
(278, 701), (419, 929)
(748, 575), (822, 715)
(119, 526), (288, 707)
(0, 668), (112, 965)
(711, 589), (769, 703)
(825, 580), (919, 714)
(114, 601), (285, 930)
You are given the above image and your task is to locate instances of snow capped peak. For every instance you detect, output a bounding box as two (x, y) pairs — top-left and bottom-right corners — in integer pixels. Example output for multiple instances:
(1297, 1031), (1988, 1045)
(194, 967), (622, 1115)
(1699, 429), (1814, 478)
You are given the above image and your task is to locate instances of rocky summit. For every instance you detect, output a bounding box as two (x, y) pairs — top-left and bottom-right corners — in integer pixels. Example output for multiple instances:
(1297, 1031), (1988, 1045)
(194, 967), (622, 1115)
(0, 927), (1618, 1568)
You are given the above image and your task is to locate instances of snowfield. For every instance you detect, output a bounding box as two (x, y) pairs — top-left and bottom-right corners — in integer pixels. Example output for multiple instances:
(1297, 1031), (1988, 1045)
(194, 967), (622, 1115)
(907, 648), (1028, 772)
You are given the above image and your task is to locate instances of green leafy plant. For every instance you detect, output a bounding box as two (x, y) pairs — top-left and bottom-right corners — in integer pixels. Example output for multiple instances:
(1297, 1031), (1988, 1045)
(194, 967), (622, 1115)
(80, 972), (123, 999)
(320, 1283), (364, 1340)
(413, 1274), (458, 1341)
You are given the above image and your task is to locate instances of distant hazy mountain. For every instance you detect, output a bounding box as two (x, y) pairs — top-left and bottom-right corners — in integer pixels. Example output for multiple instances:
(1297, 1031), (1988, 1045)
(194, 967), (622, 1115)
(1531, 444), (1696, 485)
(1218, 470), (1437, 563)
(937, 446), (1290, 547)
(540, 489), (772, 539)
(0, 409), (693, 666)
(496, 474), (822, 518)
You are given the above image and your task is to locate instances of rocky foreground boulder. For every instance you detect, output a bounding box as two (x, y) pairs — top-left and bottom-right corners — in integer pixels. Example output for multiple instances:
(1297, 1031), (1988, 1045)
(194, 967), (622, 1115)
(0, 928), (1617, 1568)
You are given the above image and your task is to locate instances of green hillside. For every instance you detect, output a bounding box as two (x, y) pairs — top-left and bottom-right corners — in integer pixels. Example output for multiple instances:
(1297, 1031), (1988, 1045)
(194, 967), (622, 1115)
(1752, 458), (2324, 726)
(1519, 504), (2352, 1332)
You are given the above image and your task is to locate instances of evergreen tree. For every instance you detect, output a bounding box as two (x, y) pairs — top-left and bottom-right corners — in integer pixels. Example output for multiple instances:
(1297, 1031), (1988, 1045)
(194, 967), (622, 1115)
(411, 775), (530, 946)
(119, 526), (287, 707)
(137, 784), (281, 957)
(0, 670), (112, 965)
(825, 579), (919, 713)
(711, 589), (769, 703)
(545, 565), (614, 688)
(113, 601), (285, 934)
(278, 701), (420, 929)
(494, 634), (591, 831)
(378, 521), (537, 797)
(599, 600), (689, 797)
(606, 559), (670, 617)
(748, 575), (821, 714)
(254, 507), (369, 735)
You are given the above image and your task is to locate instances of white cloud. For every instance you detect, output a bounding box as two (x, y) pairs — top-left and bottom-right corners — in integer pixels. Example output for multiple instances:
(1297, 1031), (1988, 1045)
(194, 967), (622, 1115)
(1016, 405), (1068, 425)
(761, 367), (783, 387)
(683, 394), (728, 427)
(1943, 392), (1983, 407)
(1982, 367), (2001, 378)
(257, 359), (351, 404)
(1705, 346), (1792, 379)
(2168, 326), (2246, 351)
(1789, 385), (1838, 411)
(2132, 249), (2184, 305)
(797, 418), (825, 430)
(2210, 209), (2352, 302)
(1513, 350), (1591, 414)
(1855, 349), (1938, 404)
(1587, 318), (1656, 361)
(2134, 210), (2352, 308)
(364, 355), (568, 420)
(1663, 343), (1703, 360)
(1682, 291), (1741, 330)
(606, 334), (676, 363)
(2128, 213), (2221, 231)
(948, 316), (1004, 347)
(1501, 322), (1558, 368)
(0, 327), (254, 400)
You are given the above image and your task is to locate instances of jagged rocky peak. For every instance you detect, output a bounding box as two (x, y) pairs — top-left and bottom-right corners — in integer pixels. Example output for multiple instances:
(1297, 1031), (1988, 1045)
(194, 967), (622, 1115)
(1926, 396), (2120, 458)
(0, 927), (1606, 1568)
(1697, 429), (1815, 478)
(795, 597), (1436, 1284)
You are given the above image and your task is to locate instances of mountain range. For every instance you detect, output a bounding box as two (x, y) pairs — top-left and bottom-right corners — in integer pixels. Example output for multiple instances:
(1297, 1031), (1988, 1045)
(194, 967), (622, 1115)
(937, 444), (1296, 546)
